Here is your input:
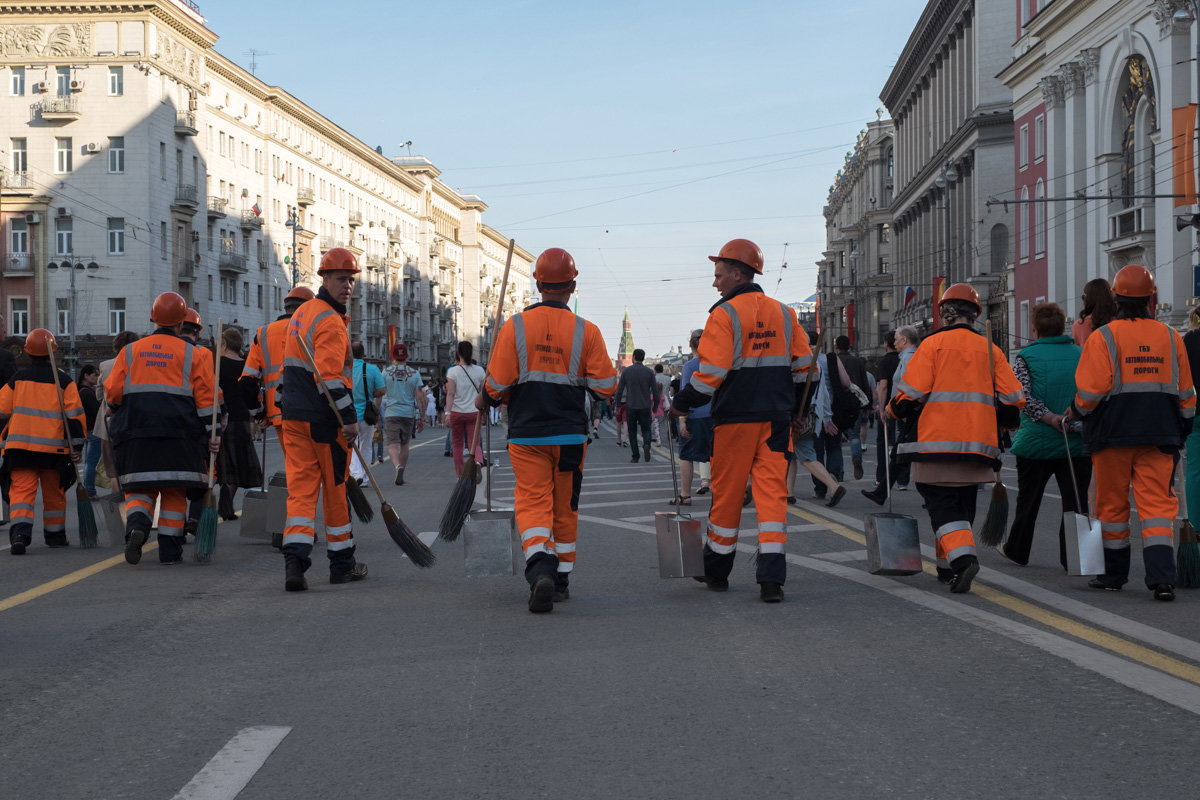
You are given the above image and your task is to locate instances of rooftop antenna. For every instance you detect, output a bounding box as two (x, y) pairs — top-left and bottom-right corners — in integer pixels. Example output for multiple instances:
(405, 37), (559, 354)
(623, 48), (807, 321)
(401, 140), (413, 156)
(245, 49), (272, 77)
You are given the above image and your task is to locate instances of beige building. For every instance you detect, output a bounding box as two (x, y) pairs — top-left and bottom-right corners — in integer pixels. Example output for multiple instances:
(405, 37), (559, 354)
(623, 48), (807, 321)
(0, 0), (532, 375)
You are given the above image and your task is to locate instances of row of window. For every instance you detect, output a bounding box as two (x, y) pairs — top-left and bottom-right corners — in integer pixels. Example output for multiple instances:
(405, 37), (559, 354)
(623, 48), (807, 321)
(1018, 180), (1047, 261)
(9, 66), (123, 97)
(9, 217), (126, 256)
(10, 136), (126, 175)
(1018, 115), (1046, 169)
(3, 296), (126, 338)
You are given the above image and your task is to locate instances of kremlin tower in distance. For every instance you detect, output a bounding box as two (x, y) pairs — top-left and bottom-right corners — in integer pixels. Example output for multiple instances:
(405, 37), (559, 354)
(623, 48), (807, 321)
(616, 308), (635, 367)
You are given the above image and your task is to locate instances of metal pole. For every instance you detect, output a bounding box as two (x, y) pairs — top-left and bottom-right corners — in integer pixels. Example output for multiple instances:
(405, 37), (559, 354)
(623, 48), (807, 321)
(290, 211), (298, 288)
(68, 262), (76, 378)
(943, 185), (952, 285)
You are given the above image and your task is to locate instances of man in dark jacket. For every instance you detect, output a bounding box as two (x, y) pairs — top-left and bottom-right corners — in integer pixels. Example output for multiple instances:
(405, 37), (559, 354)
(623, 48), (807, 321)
(614, 348), (660, 463)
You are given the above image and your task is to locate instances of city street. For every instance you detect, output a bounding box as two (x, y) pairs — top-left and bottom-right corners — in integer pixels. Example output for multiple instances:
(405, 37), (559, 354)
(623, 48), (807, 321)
(2, 419), (1198, 799)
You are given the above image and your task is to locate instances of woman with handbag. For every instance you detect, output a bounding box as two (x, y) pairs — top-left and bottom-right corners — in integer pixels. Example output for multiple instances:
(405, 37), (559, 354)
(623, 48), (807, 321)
(348, 341), (384, 485)
(444, 340), (487, 478)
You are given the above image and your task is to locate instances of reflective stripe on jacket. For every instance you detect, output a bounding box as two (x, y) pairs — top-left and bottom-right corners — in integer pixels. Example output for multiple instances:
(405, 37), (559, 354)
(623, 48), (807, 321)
(484, 301), (616, 439)
(280, 290), (355, 427)
(241, 315), (289, 424)
(1071, 318), (1196, 451)
(104, 330), (217, 444)
(891, 325), (1025, 468)
(674, 282), (812, 426)
(0, 363), (86, 457)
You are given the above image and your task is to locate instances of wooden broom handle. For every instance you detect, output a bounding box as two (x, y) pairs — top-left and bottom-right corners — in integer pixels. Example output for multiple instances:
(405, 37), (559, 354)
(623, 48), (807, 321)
(469, 239), (516, 459)
(45, 344), (84, 485)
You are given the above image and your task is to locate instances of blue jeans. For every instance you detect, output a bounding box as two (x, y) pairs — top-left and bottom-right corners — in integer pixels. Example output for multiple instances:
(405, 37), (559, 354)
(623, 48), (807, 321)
(82, 434), (103, 496)
(812, 428), (844, 495)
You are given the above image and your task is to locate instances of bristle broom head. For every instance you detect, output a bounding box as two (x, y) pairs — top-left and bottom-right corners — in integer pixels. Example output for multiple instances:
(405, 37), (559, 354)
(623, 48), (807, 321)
(347, 479), (374, 524)
(438, 476), (477, 542)
(77, 496), (98, 549)
(976, 481), (1008, 547)
(1177, 522), (1200, 588)
(383, 503), (435, 567)
(193, 506), (218, 563)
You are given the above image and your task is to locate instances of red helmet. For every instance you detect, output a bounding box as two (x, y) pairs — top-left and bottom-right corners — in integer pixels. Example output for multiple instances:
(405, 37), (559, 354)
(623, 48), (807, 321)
(150, 291), (188, 327)
(533, 248), (578, 284)
(24, 328), (57, 357)
(391, 342), (409, 361)
(319, 247), (360, 275)
(182, 308), (202, 329)
(285, 286), (315, 303)
(940, 282), (982, 314)
(708, 238), (764, 274)
(1112, 264), (1155, 299)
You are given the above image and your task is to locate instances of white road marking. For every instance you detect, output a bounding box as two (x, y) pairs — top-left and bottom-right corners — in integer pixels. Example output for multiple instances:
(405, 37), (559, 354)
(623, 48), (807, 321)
(172, 726), (291, 800)
(810, 549), (869, 562)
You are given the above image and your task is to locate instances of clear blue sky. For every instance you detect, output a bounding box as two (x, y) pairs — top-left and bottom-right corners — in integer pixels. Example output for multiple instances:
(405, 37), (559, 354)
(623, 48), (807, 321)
(202, 0), (929, 356)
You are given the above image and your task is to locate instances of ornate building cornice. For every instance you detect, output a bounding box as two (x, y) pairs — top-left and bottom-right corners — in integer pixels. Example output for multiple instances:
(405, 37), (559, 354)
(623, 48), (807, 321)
(1039, 75), (1063, 109)
(1079, 48), (1101, 86)
(1058, 61), (1085, 99)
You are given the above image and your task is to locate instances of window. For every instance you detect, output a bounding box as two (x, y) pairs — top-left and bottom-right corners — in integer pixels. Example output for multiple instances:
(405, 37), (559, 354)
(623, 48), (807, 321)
(10, 138), (27, 172)
(161, 221), (168, 259)
(160, 142), (166, 180)
(10, 66), (24, 96)
(55, 137), (72, 173)
(55, 217), (72, 255)
(243, 281), (250, 306)
(1034, 180), (1046, 256)
(257, 285), (263, 308)
(208, 275), (214, 301)
(1034, 115), (1045, 162)
(10, 299), (29, 336)
(108, 136), (124, 173)
(108, 298), (126, 335)
(57, 297), (70, 336)
(1018, 187), (1030, 261)
(107, 218), (125, 255)
(108, 66), (122, 96)
(10, 217), (28, 253)
(55, 66), (70, 97)
(1019, 124), (1029, 169)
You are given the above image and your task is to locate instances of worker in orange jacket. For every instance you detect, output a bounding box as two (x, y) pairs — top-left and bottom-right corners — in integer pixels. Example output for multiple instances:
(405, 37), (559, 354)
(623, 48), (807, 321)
(670, 238), (814, 603)
(177, 307), (224, 537)
(278, 248), (365, 592)
(1065, 264), (1196, 600)
(105, 292), (220, 565)
(890, 283), (1025, 593)
(478, 247), (617, 613)
(1, 329), (85, 554)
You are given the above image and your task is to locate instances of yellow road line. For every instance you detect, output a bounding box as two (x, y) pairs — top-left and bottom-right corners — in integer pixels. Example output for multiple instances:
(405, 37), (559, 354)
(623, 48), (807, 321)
(0, 543), (158, 614)
(787, 505), (1200, 685)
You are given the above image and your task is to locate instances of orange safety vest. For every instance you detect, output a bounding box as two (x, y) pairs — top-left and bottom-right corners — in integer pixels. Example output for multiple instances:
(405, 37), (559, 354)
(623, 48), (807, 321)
(679, 283), (812, 425)
(1072, 318), (1196, 451)
(484, 301), (616, 439)
(891, 325), (1024, 468)
(280, 291), (354, 426)
(0, 363), (85, 457)
(242, 315), (289, 424)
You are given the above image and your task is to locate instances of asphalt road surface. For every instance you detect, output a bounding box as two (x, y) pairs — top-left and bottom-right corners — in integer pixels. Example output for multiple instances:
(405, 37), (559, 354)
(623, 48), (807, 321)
(2, 418), (1198, 799)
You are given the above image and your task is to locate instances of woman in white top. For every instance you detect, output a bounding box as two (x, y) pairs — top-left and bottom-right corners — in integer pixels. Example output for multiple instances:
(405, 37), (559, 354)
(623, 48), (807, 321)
(444, 340), (487, 478)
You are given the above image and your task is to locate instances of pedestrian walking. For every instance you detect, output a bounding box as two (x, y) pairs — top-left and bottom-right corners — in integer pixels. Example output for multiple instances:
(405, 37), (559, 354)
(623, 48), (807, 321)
(810, 349), (845, 498)
(216, 327), (262, 521)
(588, 392), (604, 440)
(652, 363), (671, 443)
(786, 332), (844, 505)
(477, 247), (616, 612)
(1, 330), (85, 554)
(998, 303), (1089, 569)
(95, 331), (138, 496)
(445, 340), (487, 478)
(76, 364), (101, 498)
(671, 238), (813, 603)
(615, 349), (660, 463)
(1065, 265), (1196, 600)
(278, 248), (367, 591)
(348, 341), (384, 485)
(105, 293), (220, 566)
(833, 335), (872, 480)
(426, 390), (439, 430)
(1183, 306), (1200, 533)
(1072, 278), (1116, 346)
(614, 366), (628, 448)
(372, 397), (387, 464)
(864, 331), (900, 499)
(673, 329), (714, 505)
(890, 283), (1024, 593)
(381, 343), (426, 486)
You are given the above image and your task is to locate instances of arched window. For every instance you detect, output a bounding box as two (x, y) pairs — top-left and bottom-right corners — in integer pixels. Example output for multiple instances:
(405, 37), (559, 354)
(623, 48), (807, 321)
(1034, 180), (1046, 255)
(1019, 187), (1030, 261)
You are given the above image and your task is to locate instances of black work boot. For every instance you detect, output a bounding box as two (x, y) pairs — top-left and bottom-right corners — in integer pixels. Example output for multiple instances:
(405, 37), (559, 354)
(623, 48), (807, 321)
(529, 575), (555, 613)
(125, 528), (149, 565)
(284, 554), (308, 592)
(949, 555), (980, 594)
(553, 576), (570, 602)
(643, 444), (652, 462)
(330, 562), (368, 584)
(760, 582), (784, 603)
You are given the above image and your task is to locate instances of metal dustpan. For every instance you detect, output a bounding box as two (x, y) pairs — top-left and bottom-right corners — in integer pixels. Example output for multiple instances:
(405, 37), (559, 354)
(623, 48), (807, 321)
(1061, 426), (1104, 576)
(463, 408), (518, 577)
(656, 421), (705, 578)
(864, 419), (922, 575)
(97, 492), (126, 548)
(239, 432), (272, 539)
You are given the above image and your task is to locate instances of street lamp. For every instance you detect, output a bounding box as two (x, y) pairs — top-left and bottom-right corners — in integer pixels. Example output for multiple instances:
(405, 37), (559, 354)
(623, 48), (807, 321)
(46, 259), (99, 378)
(933, 162), (958, 284)
(284, 210), (303, 288)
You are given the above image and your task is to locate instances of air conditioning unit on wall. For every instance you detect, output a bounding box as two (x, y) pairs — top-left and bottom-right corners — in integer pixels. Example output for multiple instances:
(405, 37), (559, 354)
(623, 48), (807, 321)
(24, 212), (40, 224)
(56, 207), (72, 217)
(69, 79), (84, 91)
(85, 142), (101, 153)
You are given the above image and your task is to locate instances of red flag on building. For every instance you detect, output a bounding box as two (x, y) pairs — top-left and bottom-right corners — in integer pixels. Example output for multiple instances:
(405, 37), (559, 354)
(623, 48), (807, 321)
(846, 301), (855, 345)
(1173, 104), (1197, 207)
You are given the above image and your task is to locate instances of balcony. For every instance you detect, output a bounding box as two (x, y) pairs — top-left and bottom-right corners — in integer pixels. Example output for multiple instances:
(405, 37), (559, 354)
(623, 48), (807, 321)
(4, 252), (33, 274)
(1, 169), (32, 193)
(177, 259), (196, 281)
(172, 184), (199, 212)
(240, 210), (262, 230)
(34, 96), (81, 122)
(297, 186), (316, 207)
(347, 210), (363, 227)
(389, 290), (402, 310)
(366, 320), (384, 336)
(320, 237), (344, 251)
(363, 254), (384, 271)
(404, 262), (419, 279)
(218, 248), (247, 273)
(175, 111), (198, 136)
(206, 197), (227, 217)
(387, 226), (402, 244)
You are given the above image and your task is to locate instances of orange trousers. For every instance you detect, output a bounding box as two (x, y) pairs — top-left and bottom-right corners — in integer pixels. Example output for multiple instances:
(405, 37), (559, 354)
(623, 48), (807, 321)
(708, 421), (790, 584)
(125, 488), (187, 562)
(9, 467), (67, 546)
(510, 442), (586, 584)
(280, 420), (353, 563)
(1092, 445), (1178, 587)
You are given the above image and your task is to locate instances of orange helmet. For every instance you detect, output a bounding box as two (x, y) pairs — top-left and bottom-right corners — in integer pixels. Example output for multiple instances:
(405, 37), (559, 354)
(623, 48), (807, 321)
(708, 238), (764, 274)
(24, 328), (57, 357)
(319, 247), (360, 275)
(285, 286), (315, 303)
(150, 291), (188, 327)
(182, 308), (202, 329)
(940, 282), (982, 314)
(533, 248), (578, 284)
(1112, 264), (1156, 299)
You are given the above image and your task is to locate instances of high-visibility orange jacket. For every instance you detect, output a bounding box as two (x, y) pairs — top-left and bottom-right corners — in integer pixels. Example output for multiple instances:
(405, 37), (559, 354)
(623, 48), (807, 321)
(104, 328), (217, 489)
(483, 301), (616, 439)
(672, 283), (813, 425)
(0, 362), (85, 467)
(280, 287), (355, 427)
(1071, 317), (1196, 451)
(891, 324), (1025, 468)
(241, 314), (289, 424)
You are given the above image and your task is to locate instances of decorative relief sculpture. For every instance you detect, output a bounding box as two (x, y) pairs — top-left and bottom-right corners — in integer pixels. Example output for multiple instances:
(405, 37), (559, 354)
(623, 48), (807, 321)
(1039, 75), (1063, 109)
(0, 23), (92, 57)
